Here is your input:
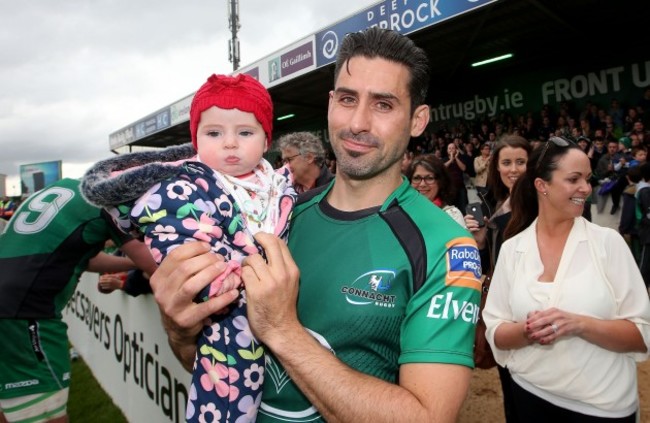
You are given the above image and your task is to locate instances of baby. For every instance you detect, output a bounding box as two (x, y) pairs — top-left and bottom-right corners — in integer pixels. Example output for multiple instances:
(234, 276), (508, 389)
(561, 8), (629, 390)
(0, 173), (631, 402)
(82, 74), (296, 422)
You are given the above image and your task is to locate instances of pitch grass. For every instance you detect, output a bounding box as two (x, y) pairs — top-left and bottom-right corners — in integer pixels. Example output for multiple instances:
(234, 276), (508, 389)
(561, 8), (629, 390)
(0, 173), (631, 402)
(68, 356), (127, 422)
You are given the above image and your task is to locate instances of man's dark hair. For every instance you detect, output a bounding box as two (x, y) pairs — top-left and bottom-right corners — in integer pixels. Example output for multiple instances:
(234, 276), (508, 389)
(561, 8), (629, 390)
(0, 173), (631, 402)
(333, 27), (429, 114)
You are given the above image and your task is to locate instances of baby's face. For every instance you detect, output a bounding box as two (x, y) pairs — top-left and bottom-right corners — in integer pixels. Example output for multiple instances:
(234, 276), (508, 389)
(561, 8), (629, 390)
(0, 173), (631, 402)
(196, 106), (267, 176)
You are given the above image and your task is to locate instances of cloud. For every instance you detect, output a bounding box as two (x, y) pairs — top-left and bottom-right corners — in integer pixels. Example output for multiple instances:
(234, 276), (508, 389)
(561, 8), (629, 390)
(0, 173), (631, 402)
(1, 0), (371, 194)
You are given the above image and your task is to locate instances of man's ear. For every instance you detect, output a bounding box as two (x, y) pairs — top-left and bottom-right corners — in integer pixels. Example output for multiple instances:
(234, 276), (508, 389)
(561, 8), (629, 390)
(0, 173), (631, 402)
(410, 104), (430, 137)
(327, 90), (334, 112)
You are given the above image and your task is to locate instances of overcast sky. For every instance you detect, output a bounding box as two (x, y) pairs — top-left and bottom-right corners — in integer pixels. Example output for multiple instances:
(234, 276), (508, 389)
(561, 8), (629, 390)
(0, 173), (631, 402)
(0, 1), (374, 195)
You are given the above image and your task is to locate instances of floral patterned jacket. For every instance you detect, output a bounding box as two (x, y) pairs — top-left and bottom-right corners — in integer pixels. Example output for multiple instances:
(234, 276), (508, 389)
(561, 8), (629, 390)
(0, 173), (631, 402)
(82, 144), (296, 422)
(82, 143), (295, 286)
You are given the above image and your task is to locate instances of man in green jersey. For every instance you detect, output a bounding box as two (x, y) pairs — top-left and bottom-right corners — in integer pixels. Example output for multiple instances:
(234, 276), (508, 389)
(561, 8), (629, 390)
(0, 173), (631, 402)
(150, 28), (481, 422)
(0, 178), (157, 423)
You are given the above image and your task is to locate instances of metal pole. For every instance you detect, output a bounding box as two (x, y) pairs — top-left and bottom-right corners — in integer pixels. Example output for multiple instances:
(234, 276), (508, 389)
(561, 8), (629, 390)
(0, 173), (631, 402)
(227, 0), (241, 71)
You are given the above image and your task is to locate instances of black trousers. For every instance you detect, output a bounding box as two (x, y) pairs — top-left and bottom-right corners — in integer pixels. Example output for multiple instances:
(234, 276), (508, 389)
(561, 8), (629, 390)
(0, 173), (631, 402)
(510, 380), (636, 423)
(498, 365), (519, 423)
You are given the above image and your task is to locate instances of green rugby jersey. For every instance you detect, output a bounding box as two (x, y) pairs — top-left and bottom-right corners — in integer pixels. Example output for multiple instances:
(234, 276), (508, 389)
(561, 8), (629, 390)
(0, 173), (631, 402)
(0, 178), (129, 399)
(259, 178), (481, 422)
(0, 178), (127, 319)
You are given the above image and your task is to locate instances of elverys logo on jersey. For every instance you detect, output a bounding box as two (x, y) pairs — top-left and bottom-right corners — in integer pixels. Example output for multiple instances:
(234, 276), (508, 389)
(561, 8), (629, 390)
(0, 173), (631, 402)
(341, 270), (397, 308)
(445, 237), (482, 291)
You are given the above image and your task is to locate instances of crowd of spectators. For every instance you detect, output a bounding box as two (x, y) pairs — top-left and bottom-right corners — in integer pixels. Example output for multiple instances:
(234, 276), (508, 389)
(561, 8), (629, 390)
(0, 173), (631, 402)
(401, 89), (650, 220)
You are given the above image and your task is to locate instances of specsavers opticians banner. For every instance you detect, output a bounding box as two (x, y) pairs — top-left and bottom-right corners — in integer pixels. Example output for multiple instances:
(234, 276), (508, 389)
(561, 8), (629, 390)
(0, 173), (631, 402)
(63, 273), (190, 423)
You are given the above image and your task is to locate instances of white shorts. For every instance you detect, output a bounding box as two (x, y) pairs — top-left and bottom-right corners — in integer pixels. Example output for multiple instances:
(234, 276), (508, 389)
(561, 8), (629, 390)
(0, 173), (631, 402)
(0, 388), (68, 423)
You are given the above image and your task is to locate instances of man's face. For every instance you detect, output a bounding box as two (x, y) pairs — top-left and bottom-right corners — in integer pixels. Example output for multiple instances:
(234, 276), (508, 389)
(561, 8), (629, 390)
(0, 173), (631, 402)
(595, 140), (604, 151)
(634, 121), (644, 132)
(327, 56), (428, 180)
(635, 150), (647, 163)
(578, 139), (588, 150)
(607, 142), (618, 155)
(281, 146), (310, 186)
(447, 143), (457, 156)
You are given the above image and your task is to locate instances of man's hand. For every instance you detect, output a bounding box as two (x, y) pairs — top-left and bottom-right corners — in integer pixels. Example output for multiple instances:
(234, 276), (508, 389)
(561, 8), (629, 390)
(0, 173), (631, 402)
(242, 232), (302, 347)
(150, 242), (239, 371)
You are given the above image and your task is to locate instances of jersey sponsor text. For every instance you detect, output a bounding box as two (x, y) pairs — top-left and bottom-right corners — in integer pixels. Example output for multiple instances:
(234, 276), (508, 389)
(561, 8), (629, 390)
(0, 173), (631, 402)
(426, 292), (479, 324)
(445, 237), (482, 290)
(4, 379), (39, 390)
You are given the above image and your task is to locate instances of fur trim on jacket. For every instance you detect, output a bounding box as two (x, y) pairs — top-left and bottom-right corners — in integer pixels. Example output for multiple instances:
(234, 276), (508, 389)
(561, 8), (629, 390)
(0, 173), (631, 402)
(81, 143), (196, 207)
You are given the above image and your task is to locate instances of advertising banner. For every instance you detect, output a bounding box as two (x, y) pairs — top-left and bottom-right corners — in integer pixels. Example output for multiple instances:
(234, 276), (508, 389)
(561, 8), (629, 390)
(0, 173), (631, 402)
(315, 0), (497, 68)
(19, 160), (62, 195)
(429, 58), (650, 125)
(170, 94), (193, 127)
(64, 273), (190, 423)
(110, 107), (171, 149)
(241, 67), (260, 81)
(251, 37), (317, 87)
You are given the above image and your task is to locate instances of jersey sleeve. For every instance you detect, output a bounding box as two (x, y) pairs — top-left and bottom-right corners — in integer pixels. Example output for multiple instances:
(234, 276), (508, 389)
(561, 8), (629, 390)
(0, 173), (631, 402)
(399, 236), (481, 368)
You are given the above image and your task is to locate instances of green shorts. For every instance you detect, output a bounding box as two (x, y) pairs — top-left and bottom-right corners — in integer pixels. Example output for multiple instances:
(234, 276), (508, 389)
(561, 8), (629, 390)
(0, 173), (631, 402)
(0, 319), (70, 399)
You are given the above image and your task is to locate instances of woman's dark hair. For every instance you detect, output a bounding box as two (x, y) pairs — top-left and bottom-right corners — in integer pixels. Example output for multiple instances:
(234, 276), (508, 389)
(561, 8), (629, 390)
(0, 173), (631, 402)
(407, 154), (455, 205)
(486, 135), (532, 204)
(504, 137), (582, 239)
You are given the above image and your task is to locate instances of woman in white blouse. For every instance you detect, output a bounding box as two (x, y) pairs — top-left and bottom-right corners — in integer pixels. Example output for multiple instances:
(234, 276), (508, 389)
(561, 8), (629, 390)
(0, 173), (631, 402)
(483, 136), (650, 421)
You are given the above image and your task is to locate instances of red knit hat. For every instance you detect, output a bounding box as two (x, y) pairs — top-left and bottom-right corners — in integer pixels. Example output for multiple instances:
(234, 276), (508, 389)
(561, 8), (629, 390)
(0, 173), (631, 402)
(190, 73), (273, 149)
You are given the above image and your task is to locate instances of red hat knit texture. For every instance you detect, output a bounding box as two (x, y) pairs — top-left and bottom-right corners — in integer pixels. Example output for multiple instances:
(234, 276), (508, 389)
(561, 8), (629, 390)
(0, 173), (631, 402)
(190, 73), (273, 149)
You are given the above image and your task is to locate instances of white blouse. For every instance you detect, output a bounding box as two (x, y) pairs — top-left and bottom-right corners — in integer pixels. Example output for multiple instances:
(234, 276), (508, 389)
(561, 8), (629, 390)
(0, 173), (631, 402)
(483, 217), (650, 417)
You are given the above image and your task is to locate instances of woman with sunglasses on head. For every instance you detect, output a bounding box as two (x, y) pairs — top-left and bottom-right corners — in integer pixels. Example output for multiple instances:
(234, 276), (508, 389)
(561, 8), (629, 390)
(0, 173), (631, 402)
(407, 154), (466, 228)
(483, 136), (650, 422)
(464, 134), (531, 423)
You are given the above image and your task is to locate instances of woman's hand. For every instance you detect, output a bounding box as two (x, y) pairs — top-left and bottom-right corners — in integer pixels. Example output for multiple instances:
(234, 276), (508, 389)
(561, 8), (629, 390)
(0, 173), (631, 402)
(463, 214), (488, 249)
(525, 308), (583, 345)
(526, 308), (646, 352)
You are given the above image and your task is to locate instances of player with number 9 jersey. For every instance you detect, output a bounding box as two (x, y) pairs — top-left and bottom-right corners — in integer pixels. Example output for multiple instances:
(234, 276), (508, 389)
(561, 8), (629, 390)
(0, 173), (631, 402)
(0, 178), (130, 403)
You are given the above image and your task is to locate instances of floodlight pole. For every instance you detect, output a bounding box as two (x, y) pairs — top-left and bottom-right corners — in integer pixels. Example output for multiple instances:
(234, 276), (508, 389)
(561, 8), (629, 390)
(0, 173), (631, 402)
(228, 0), (241, 71)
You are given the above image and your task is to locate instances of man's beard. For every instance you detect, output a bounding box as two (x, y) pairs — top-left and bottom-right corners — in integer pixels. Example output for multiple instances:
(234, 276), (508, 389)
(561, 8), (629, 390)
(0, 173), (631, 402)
(331, 129), (404, 180)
